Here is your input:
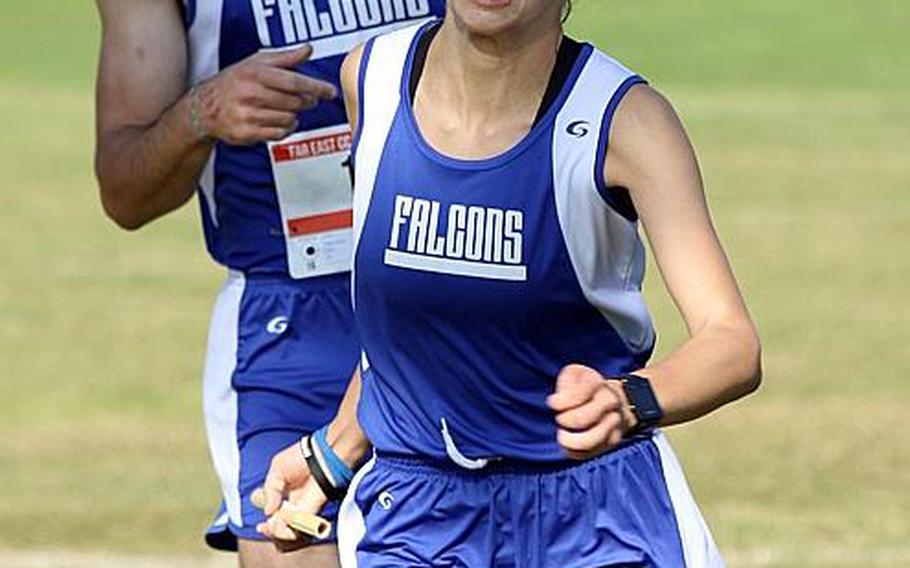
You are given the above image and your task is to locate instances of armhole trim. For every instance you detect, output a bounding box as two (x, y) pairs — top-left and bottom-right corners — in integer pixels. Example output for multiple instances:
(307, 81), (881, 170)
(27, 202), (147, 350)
(594, 75), (647, 222)
(351, 38), (376, 163)
(183, 0), (196, 29)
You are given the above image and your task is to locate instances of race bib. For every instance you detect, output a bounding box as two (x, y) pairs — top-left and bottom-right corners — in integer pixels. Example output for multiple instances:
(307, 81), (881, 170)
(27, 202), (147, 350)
(269, 125), (354, 279)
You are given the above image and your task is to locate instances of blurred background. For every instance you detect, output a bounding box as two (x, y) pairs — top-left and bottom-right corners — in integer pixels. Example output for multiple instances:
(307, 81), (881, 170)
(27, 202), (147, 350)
(1, 1), (907, 566)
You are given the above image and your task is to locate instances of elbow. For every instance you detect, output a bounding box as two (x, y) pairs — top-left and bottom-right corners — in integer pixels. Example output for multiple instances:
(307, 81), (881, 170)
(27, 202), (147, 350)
(95, 164), (149, 232)
(736, 323), (763, 397)
(99, 186), (148, 231)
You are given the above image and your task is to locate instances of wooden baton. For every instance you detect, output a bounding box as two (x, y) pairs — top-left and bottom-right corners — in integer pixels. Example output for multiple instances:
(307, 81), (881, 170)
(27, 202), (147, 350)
(250, 488), (332, 540)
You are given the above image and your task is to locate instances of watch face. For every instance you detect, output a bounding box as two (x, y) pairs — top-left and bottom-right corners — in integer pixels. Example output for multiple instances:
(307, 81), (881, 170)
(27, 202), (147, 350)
(623, 375), (664, 427)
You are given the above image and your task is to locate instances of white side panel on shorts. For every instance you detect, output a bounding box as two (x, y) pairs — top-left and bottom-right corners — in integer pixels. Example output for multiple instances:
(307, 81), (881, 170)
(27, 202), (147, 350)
(186, 0), (222, 227)
(338, 455), (377, 568)
(202, 271), (245, 527)
(197, 154), (218, 228)
(352, 22), (426, 308)
(551, 51), (655, 352)
(212, 511), (230, 528)
(653, 432), (726, 568)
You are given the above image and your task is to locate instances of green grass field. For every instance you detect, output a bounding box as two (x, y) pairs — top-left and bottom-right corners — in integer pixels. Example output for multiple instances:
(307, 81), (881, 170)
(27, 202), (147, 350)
(1, 1), (908, 566)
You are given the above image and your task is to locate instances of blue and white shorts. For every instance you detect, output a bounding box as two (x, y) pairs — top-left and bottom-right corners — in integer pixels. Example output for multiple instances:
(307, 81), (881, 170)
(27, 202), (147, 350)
(338, 433), (723, 567)
(202, 270), (360, 551)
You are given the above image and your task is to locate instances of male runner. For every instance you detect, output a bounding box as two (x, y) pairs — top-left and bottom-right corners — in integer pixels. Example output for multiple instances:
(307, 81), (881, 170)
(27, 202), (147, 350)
(94, 1), (444, 565)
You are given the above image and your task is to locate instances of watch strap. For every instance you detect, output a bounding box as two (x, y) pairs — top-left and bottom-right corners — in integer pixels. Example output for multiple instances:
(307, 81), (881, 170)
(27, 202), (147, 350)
(619, 373), (664, 435)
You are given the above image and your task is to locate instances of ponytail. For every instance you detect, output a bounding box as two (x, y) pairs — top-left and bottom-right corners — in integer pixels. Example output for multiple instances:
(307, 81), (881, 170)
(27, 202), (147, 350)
(562, 0), (573, 23)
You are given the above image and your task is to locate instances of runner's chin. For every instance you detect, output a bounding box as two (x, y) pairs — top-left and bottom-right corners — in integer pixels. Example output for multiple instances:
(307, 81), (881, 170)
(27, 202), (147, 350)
(451, 0), (551, 36)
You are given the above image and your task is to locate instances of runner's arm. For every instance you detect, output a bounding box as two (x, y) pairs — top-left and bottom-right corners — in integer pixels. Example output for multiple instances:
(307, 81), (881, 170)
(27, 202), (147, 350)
(608, 85), (762, 425)
(257, 44), (370, 548)
(94, 0), (338, 230)
(94, 0), (210, 230)
(550, 85), (762, 460)
(321, 43), (370, 469)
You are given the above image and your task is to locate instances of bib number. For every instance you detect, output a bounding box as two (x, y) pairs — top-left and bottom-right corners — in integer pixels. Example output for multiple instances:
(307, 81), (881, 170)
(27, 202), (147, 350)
(269, 125), (354, 279)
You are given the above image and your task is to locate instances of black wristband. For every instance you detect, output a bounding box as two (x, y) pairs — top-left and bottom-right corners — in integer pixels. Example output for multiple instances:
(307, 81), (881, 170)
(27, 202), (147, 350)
(619, 374), (664, 435)
(300, 436), (346, 501)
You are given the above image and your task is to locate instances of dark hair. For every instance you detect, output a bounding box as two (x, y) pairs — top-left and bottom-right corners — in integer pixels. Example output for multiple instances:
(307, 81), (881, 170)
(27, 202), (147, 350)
(562, 0), (573, 23)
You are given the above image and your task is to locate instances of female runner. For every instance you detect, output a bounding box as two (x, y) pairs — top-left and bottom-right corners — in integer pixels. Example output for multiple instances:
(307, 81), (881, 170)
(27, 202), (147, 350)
(261, 1), (761, 565)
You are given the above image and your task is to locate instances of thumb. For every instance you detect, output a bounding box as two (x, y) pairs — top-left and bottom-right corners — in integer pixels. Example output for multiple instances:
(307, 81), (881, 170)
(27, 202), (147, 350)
(548, 364), (599, 411)
(262, 472), (286, 516)
(259, 44), (315, 69)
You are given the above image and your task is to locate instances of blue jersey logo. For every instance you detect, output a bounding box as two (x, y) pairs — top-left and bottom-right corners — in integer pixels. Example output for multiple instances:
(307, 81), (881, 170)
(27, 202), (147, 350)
(250, 0), (433, 47)
(385, 194), (527, 282)
(566, 120), (590, 138)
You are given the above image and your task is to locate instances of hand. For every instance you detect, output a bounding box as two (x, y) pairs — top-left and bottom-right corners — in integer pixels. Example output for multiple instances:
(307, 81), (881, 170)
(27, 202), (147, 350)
(195, 44), (337, 145)
(547, 364), (636, 460)
(256, 440), (329, 552)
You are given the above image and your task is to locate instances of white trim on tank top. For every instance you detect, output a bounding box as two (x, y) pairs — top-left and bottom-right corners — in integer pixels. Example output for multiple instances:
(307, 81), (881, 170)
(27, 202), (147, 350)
(186, 0), (222, 228)
(551, 49), (656, 353)
(352, 22), (428, 305)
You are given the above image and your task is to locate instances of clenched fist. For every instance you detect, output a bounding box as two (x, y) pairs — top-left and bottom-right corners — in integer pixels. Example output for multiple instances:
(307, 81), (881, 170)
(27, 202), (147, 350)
(547, 364), (636, 460)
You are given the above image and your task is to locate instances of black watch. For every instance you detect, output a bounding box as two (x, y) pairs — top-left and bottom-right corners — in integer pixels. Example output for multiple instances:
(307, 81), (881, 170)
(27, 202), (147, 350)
(618, 374), (664, 435)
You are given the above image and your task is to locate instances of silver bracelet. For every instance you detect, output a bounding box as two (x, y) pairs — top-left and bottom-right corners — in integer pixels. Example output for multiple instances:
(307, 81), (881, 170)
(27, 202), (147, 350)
(189, 85), (212, 142)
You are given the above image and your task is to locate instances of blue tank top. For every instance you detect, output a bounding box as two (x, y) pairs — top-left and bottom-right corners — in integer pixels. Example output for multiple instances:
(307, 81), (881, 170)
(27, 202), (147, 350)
(352, 23), (656, 465)
(184, 0), (446, 276)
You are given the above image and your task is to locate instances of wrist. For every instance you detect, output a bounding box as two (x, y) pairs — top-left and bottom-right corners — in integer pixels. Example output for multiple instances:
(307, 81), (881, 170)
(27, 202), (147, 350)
(616, 373), (665, 435)
(300, 426), (356, 501)
(326, 421), (370, 469)
(187, 84), (215, 145)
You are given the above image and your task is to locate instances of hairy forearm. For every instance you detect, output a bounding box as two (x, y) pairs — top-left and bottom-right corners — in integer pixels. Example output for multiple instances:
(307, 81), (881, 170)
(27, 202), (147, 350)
(96, 90), (212, 230)
(326, 369), (371, 468)
(639, 316), (762, 426)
